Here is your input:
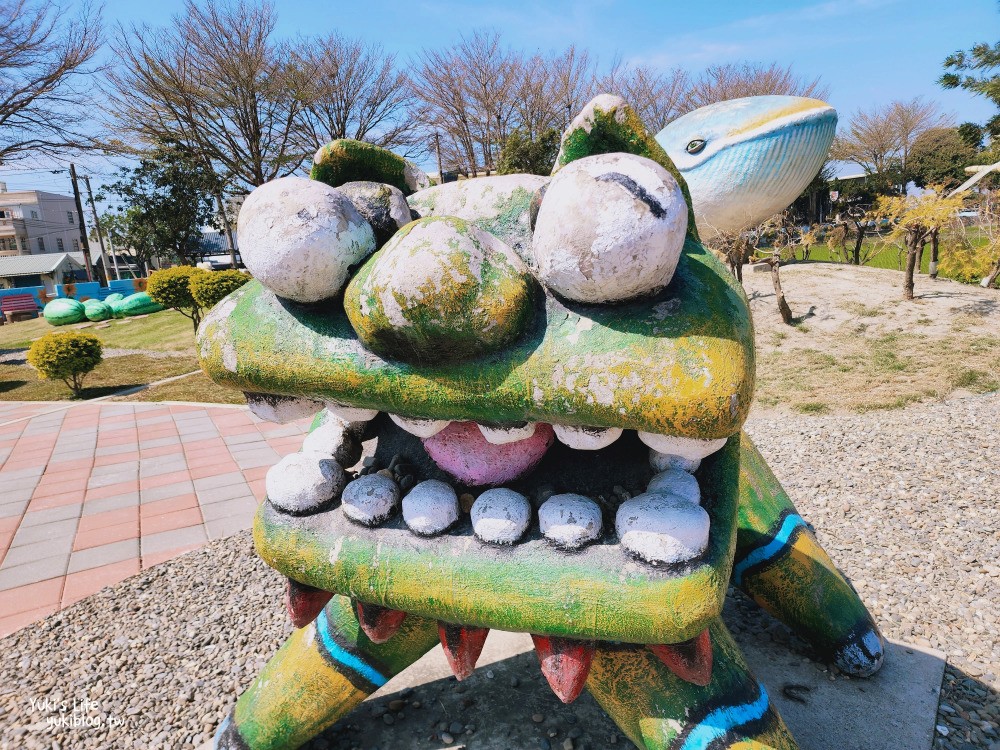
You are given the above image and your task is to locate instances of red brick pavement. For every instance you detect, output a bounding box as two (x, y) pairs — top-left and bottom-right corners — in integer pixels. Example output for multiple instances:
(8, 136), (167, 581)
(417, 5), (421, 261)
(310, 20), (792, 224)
(0, 401), (309, 637)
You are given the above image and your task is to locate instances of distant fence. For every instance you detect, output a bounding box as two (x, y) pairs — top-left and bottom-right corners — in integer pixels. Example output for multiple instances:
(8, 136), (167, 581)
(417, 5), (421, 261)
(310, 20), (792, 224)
(0, 278), (149, 308)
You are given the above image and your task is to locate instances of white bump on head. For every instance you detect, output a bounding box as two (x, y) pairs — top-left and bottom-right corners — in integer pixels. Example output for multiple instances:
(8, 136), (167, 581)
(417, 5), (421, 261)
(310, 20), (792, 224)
(341, 474), (400, 526)
(615, 493), (710, 564)
(638, 433), (727, 461)
(471, 488), (532, 544)
(532, 153), (687, 303)
(402, 480), (459, 536)
(266, 453), (345, 514)
(538, 494), (603, 550)
(238, 176), (375, 303)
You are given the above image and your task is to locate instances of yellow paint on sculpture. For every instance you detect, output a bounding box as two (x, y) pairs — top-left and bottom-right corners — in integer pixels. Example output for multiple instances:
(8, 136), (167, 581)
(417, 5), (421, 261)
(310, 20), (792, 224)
(727, 98), (830, 137)
(234, 624), (367, 749)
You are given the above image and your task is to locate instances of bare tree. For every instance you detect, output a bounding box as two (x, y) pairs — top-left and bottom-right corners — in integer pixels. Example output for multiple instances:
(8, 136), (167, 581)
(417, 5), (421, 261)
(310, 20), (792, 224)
(411, 31), (519, 175)
(410, 44), (479, 174)
(0, 0), (103, 163)
(687, 62), (828, 110)
(106, 0), (311, 191)
(890, 98), (951, 178)
(830, 103), (900, 180)
(831, 98), (949, 191)
(598, 57), (690, 130)
(293, 34), (418, 157)
(549, 45), (596, 129)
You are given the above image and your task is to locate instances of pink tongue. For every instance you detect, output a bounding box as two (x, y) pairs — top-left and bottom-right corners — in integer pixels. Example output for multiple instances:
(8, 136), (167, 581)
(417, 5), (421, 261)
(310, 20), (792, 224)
(422, 422), (554, 486)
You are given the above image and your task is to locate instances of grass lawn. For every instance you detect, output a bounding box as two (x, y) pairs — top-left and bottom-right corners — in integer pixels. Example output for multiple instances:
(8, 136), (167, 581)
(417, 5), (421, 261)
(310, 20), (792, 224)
(114, 371), (245, 405)
(0, 309), (196, 353)
(0, 354), (200, 401)
(0, 308), (242, 403)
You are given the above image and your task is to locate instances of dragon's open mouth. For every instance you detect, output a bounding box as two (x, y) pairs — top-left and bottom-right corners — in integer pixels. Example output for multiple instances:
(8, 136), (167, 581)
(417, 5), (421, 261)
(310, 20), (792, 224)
(254, 408), (740, 651)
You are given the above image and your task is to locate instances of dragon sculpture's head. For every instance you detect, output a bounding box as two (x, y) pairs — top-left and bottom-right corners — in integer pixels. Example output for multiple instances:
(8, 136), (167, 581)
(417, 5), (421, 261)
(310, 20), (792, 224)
(655, 95), (837, 238)
(199, 95), (752, 662)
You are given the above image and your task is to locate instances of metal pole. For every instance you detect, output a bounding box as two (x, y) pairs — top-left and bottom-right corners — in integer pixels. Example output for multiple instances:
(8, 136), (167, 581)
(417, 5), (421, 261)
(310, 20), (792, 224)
(214, 191), (238, 269)
(83, 175), (109, 286)
(105, 231), (121, 281)
(68, 163), (93, 282)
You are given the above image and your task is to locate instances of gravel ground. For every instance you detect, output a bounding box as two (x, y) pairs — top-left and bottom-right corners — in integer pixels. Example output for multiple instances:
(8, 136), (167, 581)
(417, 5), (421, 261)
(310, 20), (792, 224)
(0, 394), (997, 750)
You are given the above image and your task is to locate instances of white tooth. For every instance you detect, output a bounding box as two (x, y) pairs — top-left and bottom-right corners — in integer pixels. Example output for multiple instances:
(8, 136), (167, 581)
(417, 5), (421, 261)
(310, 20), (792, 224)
(649, 449), (700, 474)
(302, 414), (363, 468)
(538, 494), (602, 550)
(478, 422), (536, 445)
(402, 480), (459, 536)
(647, 469), (700, 505)
(471, 488), (531, 544)
(389, 414), (450, 438)
(615, 493), (710, 565)
(266, 453), (345, 515)
(637, 433), (728, 461)
(325, 402), (379, 422)
(341, 474), (400, 527)
(245, 393), (323, 424)
(552, 424), (623, 450)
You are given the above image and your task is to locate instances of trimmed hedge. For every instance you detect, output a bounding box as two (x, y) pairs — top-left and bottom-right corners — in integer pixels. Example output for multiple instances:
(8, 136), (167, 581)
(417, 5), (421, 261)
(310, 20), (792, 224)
(190, 269), (251, 310)
(27, 331), (103, 397)
(147, 266), (208, 330)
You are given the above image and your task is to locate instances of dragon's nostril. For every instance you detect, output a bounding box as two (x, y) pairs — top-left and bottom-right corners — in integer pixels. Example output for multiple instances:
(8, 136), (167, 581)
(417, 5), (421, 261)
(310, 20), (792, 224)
(344, 216), (534, 364)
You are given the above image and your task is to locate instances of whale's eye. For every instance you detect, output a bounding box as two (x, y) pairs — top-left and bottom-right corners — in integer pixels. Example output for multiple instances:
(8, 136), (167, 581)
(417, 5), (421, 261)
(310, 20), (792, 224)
(686, 139), (706, 154)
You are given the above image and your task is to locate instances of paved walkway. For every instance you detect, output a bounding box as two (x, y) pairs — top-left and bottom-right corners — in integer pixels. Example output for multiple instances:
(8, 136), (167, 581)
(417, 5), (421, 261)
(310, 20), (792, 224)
(0, 400), (309, 637)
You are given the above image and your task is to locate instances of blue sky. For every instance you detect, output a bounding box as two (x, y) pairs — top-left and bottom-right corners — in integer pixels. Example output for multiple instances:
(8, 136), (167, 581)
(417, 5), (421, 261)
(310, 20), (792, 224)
(2, 0), (997, 194)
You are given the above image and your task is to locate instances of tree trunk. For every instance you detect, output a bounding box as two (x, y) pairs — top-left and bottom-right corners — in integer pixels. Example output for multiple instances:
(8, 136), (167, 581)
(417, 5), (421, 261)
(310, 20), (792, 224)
(768, 257), (793, 325)
(730, 255), (743, 283)
(916, 240), (926, 274)
(852, 222), (865, 265)
(982, 255), (1000, 288)
(929, 230), (940, 279)
(903, 240), (919, 300)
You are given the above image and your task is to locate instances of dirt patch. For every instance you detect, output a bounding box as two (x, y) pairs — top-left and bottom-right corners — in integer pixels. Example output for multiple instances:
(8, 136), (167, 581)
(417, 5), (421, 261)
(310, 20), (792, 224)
(742, 263), (1000, 414)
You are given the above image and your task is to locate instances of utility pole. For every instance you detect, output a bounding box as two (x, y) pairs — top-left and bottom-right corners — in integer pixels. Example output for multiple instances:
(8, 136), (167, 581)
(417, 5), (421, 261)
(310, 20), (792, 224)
(68, 164), (93, 282)
(83, 175), (109, 286)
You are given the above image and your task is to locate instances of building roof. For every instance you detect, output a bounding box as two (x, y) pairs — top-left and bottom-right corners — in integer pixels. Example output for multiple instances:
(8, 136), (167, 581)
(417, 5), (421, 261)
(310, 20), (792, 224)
(0, 253), (84, 278)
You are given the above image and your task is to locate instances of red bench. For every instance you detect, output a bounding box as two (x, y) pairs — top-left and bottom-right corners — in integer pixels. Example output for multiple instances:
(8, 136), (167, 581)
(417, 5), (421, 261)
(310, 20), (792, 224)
(0, 293), (41, 323)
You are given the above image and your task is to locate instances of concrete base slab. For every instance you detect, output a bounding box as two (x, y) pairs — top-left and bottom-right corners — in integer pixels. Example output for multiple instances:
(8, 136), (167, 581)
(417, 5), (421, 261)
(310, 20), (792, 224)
(738, 636), (945, 750)
(277, 629), (945, 750)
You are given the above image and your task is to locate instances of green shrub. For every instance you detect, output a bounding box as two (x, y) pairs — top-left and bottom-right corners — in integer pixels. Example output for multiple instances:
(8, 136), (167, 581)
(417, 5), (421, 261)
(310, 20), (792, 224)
(27, 331), (103, 398)
(147, 266), (208, 331)
(190, 269), (251, 310)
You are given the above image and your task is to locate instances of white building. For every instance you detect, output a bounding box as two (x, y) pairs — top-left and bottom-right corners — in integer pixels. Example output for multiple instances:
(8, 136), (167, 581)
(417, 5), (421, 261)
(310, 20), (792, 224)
(0, 182), (82, 257)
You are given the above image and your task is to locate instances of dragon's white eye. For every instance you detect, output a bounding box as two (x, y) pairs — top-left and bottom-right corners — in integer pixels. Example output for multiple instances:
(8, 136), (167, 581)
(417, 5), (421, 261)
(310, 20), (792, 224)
(531, 153), (687, 304)
(238, 177), (375, 303)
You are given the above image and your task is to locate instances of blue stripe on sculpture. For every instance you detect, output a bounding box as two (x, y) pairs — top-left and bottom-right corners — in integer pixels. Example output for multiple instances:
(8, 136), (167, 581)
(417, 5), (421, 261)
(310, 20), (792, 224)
(678, 684), (771, 750)
(732, 513), (807, 586)
(315, 609), (389, 688)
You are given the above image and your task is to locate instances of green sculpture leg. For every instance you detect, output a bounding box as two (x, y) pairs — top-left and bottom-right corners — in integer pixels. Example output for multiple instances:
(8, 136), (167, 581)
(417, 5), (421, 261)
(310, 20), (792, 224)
(734, 433), (884, 676)
(214, 596), (439, 750)
(586, 618), (798, 750)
